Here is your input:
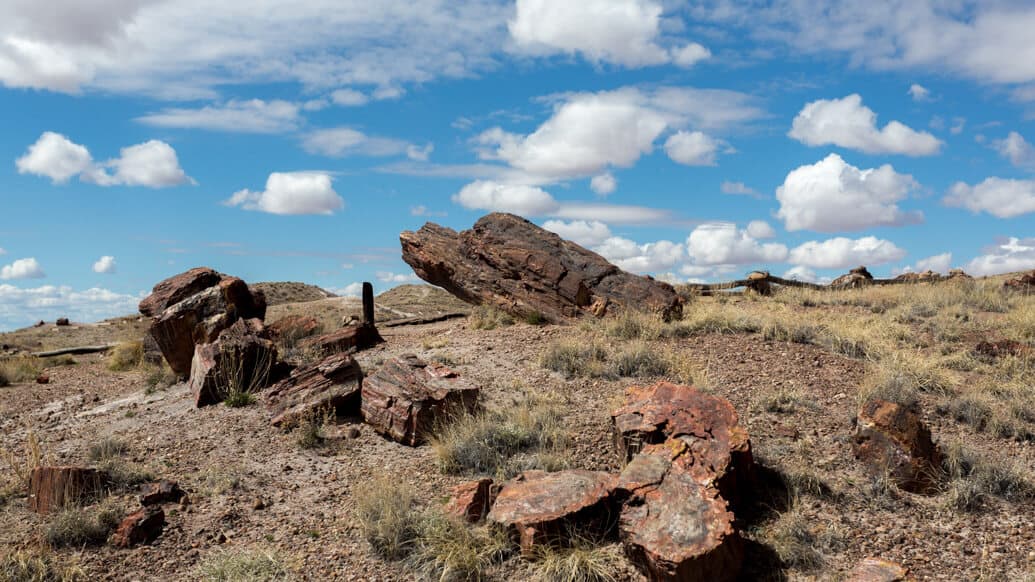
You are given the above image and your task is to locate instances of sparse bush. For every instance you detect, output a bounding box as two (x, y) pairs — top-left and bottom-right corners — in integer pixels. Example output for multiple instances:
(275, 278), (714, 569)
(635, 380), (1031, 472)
(43, 355), (77, 367)
(2, 430), (49, 492)
(215, 344), (273, 408)
(144, 364), (178, 392)
(407, 510), (510, 582)
(0, 548), (85, 582)
(858, 369), (919, 407)
(469, 306), (514, 331)
(663, 308), (761, 338)
(45, 503), (122, 548)
(531, 537), (621, 582)
(294, 408), (332, 450)
(523, 311), (548, 326)
(942, 441), (1034, 511)
(761, 321), (817, 345)
(602, 311), (663, 341)
(354, 477), (420, 559)
(97, 458), (154, 490)
(540, 341), (610, 379)
(0, 356), (43, 384)
(609, 342), (668, 378)
(197, 548), (291, 582)
(87, 437), (128, 462)
(764, 500), (824, 570)
(107, 341), (144, 371)
(937, 395), (993, 431)
(432, 392), (568, 479)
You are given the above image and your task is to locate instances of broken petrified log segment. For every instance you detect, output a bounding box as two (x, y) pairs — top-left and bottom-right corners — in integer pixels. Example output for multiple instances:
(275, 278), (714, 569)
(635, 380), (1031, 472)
(617, 449), (742, 582)
(852, 399), (943, 494)
(973, 339), (1032, 360)
(111, 506), (165, 548)
(847, 557), (914, 582)
(400, 213), (683, 322)
(265, 352), (364, 428)
(361, 354), (479, 446)
(831, 265), (875, 288)
(611, 382), (753, 508)
(487, 470), (619, 555)
(141, 268), (267, 378)
(189, 318), (277, 407)
(299, 325), (384, 357)
(1004, 269), (1035, 290)
(139, 480), (186, 506)
(267, 315), (322, 344)
(445, 478), (496, 523)
(28, 466), (108, 513)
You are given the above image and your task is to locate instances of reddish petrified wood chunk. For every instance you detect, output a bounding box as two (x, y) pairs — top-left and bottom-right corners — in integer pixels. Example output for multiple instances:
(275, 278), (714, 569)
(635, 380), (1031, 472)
(111, 506), (165, 548)
(28, 466), (108, 513)
(847, 557), (914, 582)
(265, 352), (364, 428)
(189, 318), (277, 407)
(445, 478), (496, 523)
(853, 399), (943, 494)
(139, 480), (186, 506)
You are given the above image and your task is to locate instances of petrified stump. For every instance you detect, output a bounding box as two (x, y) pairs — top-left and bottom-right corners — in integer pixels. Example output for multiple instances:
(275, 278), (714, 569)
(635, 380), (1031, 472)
(617, 450), (742, 582)
(265, 352), (364, 428)
(445, 478), (496, 523)
(111, 506), (165, 548)
(611, 382), (753, 507)
(487, 470), (619, 555)
(853, 399), (943, 494)
(28, 466), (108, 513)
(400, 213), (683, 321)
(361, 354), (479, 445)
(189, 318), (277, 407)
(847, 557), (914, 582)
(141, 268), (266, 378)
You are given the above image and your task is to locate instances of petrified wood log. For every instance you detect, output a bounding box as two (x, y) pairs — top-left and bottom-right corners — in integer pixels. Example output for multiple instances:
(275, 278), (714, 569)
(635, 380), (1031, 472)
(853, 399), (943, 494)
(265, 352), (364, 428)
(400, 213), (683, 322)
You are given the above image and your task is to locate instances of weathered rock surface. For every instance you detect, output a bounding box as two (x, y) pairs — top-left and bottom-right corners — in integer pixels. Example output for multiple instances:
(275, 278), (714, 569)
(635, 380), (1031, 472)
(142, 268), (267, 378)
(139, 480), (186, 506)
(487, 470), (619, 554)
(847, 557), (914, 582)
(265, 352), (363, 428)
(268, 315), (322, 344)
(361, 354), (479, 445)
(189, 318), (277, 407)
(894, 270), (940, 282)
(611, 382), (753, 505)
(28, 466), (108, 513)
(832, 265), (875, 288)
(853, 399), (943, 494)
(400, 213), (683, 321)
(299, 324), (384, 357)
(1004, 269), (1035, 290)
(974, 339), (1032, 360)
(55, 317), (70, 326)
(111, 506), (165, 548)
(617, 449), (742, 582)
(445, 478), (496, 523)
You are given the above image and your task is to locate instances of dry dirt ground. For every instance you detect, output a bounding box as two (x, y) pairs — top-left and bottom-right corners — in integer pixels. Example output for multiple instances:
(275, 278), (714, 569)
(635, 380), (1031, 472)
(1, 282), (1034, 581)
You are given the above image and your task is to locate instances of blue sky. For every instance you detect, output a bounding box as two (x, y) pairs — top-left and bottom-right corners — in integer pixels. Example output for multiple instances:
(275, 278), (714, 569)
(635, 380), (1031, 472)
(1, 0), (1034, 330)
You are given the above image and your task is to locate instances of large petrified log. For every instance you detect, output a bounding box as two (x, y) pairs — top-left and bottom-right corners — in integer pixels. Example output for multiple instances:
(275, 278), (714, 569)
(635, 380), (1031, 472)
(400, 213), (683, 321)
(361, 354), (479, 445)
(189, 318), (278, 407)
(265, 352), (364, 428)
(611, 382), (753, 507)
(617, 448), (743, 582)
(486, 470), (620, 555)
(853, 399), (943, 494)
(141, 268), (267, 378)
(297, 282), (384, 356)
(28, 466), (108, 513)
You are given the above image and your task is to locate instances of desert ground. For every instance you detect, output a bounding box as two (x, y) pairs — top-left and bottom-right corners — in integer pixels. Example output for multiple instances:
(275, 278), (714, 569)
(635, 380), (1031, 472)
(1, 277), (1034, 582)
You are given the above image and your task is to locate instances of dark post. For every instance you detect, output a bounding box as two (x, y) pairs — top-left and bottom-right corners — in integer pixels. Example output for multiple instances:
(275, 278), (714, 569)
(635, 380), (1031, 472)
(362, 282), (375, 326)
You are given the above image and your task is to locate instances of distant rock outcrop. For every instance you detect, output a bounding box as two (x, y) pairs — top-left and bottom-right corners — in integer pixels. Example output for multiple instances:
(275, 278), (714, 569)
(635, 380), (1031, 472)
(400, 213), (683, 322)
(831, 266), (874, 288)
(1004, 269), (1035, 290)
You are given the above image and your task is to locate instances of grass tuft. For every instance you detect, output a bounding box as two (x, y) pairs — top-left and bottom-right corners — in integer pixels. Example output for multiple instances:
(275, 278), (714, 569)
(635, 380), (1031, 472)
(87, 437), (128, 463)
(355, 477), (420, 559)
(540, 341), (610, 379)
(107, 341), (144, 371)
(0, 548), (85, 582)
(469, 306), (514, 331)
(45, 503), (122, 548)
(197, 548), (291, 582)
(531, 538), (621, 582)
(0, 356), (43, 384)
(407, 511), (510, 582)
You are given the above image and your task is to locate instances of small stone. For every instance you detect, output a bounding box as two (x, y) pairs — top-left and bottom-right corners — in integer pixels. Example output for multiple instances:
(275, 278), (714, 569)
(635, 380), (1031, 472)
(35, 374), (49, 385)
(252, 497), (266, 510)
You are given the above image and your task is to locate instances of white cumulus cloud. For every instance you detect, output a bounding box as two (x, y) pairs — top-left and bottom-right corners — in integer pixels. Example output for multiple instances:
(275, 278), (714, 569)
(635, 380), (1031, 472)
(686, 223), (788, 265)
(789, 237), (906, 270)
(789, 94), (942, 156)
(776, 153), (922, 232)
(664, 131), (722, 166)
(542, 220), (612, 247)
(992, 132), (1035, 169)
(908, 84), (931, 102)
(594, 237), (685, 273)
(452, 180), (560, 216)
(0, 284), (142, 331)
(16, 132), (192, 188)
(944, 178), (1035, 218)
(302, 127), (418, 159)
(92, 255), (116, 274)
(746, 220), (776, 239)
(720, 181), (762, 198)
(897, 252), (953, 275)
(376, 271), (419, 284)
(225, 172), (344, 216)
(590, 173), (617, 195)
(136, 99), (301, 133)
(1, 257), (45, 280)
(15, 131), (92, 183)
(965, 237), (1035, 276)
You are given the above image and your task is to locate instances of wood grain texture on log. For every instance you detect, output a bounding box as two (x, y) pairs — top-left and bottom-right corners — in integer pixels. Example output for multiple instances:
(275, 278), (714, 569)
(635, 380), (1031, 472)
(32, 344), (117, 358)
(400, 213), (683, 322)
(265, 352), (364, 428)
(28, 466), (108, 513)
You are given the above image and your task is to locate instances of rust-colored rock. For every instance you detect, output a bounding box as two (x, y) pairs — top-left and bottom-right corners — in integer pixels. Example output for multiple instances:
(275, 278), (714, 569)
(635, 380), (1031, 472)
(400, 213), (683, 322)
(55, 318), (70, 326)
(847, 557), (914, 582)
(853, 399), (942, 494)
(35, 374), (49, 384)
(139, 480), (186, 506)
(617, 448), (742, 582)
(28, 466), (108, 513)
(487, 470), (619, 555)
(445, 478), (496, 523)
(298, 324), (384, 357)
(268, 315), (322, 344)
(1004, 269), (1035, 290)
(832, 266), (874, 288)
(974, 339), (1031, 360)
(138, 267), (223, 317)
(361, 354), (479, 446)
(265, 352), (364, 428)
(745, 271), (772, 295)
(611, 382), (753, 506)
(111, 506), (165, 548)
(189, 318), (277, 407)
(947, 268), (971, 280)
(894, 270), (940, 282)
(142, 269), (267, 378)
